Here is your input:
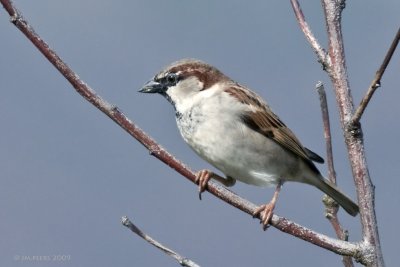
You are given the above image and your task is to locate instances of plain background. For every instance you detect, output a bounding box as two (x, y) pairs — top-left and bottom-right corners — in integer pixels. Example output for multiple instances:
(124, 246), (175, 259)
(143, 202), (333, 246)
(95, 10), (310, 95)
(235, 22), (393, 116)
(0, 1), (398, 266)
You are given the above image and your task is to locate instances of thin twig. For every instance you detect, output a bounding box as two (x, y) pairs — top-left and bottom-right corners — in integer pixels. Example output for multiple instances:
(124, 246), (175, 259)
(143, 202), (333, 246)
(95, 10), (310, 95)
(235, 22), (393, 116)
(316, 82), (354, 267)
(121, 216), (200, 267)
(290, 0), (330, 69)
(351, 26), (400, 124)
(0, 0), (364, 261)
(316, 82), (336, 185)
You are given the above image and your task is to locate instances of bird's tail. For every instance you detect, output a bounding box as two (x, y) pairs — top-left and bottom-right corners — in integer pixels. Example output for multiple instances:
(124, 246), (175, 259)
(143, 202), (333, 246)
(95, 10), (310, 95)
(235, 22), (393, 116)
(311, 176), (359, 216)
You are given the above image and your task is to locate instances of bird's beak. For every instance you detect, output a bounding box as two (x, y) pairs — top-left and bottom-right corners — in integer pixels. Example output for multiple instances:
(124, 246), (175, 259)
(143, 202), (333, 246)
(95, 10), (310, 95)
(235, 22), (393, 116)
(138, 80), (165, 94)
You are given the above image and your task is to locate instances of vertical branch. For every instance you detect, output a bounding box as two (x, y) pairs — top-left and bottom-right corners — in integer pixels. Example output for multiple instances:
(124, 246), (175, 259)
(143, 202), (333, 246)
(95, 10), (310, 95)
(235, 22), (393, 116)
(292, 0), (386, 265)
(316, 82), (354, 267)
(316, 82), (336, 184)
(321, 1), (384, 266)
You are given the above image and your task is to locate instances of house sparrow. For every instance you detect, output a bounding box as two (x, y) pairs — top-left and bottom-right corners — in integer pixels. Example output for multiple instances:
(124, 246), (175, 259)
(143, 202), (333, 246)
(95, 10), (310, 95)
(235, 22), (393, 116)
(139, 59), (359, 229)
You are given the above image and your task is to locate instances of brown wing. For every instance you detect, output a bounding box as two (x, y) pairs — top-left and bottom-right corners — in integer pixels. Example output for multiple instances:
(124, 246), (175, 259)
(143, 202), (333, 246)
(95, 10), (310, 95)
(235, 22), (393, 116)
(241, 110), (311, 161)
(226, 85), (323, 163)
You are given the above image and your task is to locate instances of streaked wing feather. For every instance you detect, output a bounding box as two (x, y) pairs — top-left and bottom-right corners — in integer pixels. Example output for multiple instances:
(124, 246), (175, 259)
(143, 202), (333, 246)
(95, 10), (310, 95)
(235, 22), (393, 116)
(225, 85), (321, 162)
(242, 111), (311, 161)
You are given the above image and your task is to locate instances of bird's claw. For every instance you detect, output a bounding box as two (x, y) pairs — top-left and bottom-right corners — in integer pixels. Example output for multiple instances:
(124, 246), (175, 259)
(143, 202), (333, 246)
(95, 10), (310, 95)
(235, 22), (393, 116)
(195, 170), (213, 200)
(253, 203), (275, 231)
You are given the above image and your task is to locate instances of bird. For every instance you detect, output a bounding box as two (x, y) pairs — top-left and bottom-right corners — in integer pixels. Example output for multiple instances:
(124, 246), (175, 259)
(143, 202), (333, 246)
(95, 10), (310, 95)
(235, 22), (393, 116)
(139, 58), (359, 229)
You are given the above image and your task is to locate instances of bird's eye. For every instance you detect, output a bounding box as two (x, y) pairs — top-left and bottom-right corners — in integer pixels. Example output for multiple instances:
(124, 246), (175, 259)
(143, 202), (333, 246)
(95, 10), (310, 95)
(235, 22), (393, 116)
(166, 73), (178, 85)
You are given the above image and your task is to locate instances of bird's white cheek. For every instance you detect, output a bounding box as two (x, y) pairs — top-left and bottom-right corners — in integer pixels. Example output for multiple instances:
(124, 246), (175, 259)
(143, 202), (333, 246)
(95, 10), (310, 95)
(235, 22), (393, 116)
(166, 78), (204, 113)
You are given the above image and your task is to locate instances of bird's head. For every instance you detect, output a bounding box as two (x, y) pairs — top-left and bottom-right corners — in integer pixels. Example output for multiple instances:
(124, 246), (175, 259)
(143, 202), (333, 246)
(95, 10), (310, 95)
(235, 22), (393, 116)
(139, 59), (230, 111)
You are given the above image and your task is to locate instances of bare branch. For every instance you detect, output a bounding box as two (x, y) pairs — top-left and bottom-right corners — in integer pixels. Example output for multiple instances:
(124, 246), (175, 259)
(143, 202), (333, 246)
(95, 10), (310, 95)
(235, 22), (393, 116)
(292, 0), (387, 265)
(290, 0), (330, 69)
(0, 0), (364, 258)
(309, 1), (385, 266)
(352, 26), (400, 124)
(316, 82), (354, 267)
(316, 82), (336, 185)
(122, 216), (200, 267)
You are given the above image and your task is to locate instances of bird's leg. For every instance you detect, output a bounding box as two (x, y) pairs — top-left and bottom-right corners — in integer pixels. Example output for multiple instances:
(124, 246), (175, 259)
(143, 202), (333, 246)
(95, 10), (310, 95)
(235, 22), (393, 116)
(195, 170), (236, 200)
(253, 181), (283, 230)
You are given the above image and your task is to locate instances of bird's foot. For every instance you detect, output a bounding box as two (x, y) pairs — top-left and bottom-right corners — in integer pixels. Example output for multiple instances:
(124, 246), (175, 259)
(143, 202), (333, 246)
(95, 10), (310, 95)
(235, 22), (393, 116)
(253, 202), (276, 231)
(253, 181), (282, 230)
(195, 170), (213, 200)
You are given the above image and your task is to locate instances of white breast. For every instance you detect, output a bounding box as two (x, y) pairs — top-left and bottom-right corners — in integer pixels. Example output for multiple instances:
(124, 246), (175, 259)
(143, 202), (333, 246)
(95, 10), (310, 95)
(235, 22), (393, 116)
(175, 86), (298, 187)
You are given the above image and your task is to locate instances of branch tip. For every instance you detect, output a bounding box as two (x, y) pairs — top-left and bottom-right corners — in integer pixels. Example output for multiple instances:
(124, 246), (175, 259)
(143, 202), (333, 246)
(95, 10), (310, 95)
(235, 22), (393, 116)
(352, 26), (400, 124)
(122, 216), (201, 267)
(121, 216), (130, 226)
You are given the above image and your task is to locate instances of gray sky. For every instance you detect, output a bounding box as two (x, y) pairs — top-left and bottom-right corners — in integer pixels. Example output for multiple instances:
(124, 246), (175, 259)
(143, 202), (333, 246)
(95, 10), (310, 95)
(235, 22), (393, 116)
(0, 1), (398, 266)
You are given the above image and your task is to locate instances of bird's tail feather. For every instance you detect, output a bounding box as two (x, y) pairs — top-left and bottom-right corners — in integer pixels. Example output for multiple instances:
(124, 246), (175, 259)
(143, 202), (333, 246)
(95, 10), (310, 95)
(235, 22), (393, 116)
(312, 177), (359, 216)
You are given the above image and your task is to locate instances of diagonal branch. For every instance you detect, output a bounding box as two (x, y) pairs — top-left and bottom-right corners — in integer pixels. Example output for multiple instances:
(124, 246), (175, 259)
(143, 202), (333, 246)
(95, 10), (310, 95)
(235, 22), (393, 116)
(0, 0), (363, 261)
(290, 0), (330, 69)
(122, 216), (200, 267)
(351, 26), (400, 124)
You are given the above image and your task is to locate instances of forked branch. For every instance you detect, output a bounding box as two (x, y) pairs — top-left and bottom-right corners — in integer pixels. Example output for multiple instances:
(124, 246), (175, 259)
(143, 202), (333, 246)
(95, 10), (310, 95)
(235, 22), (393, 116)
(292, 0), (389, 266)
